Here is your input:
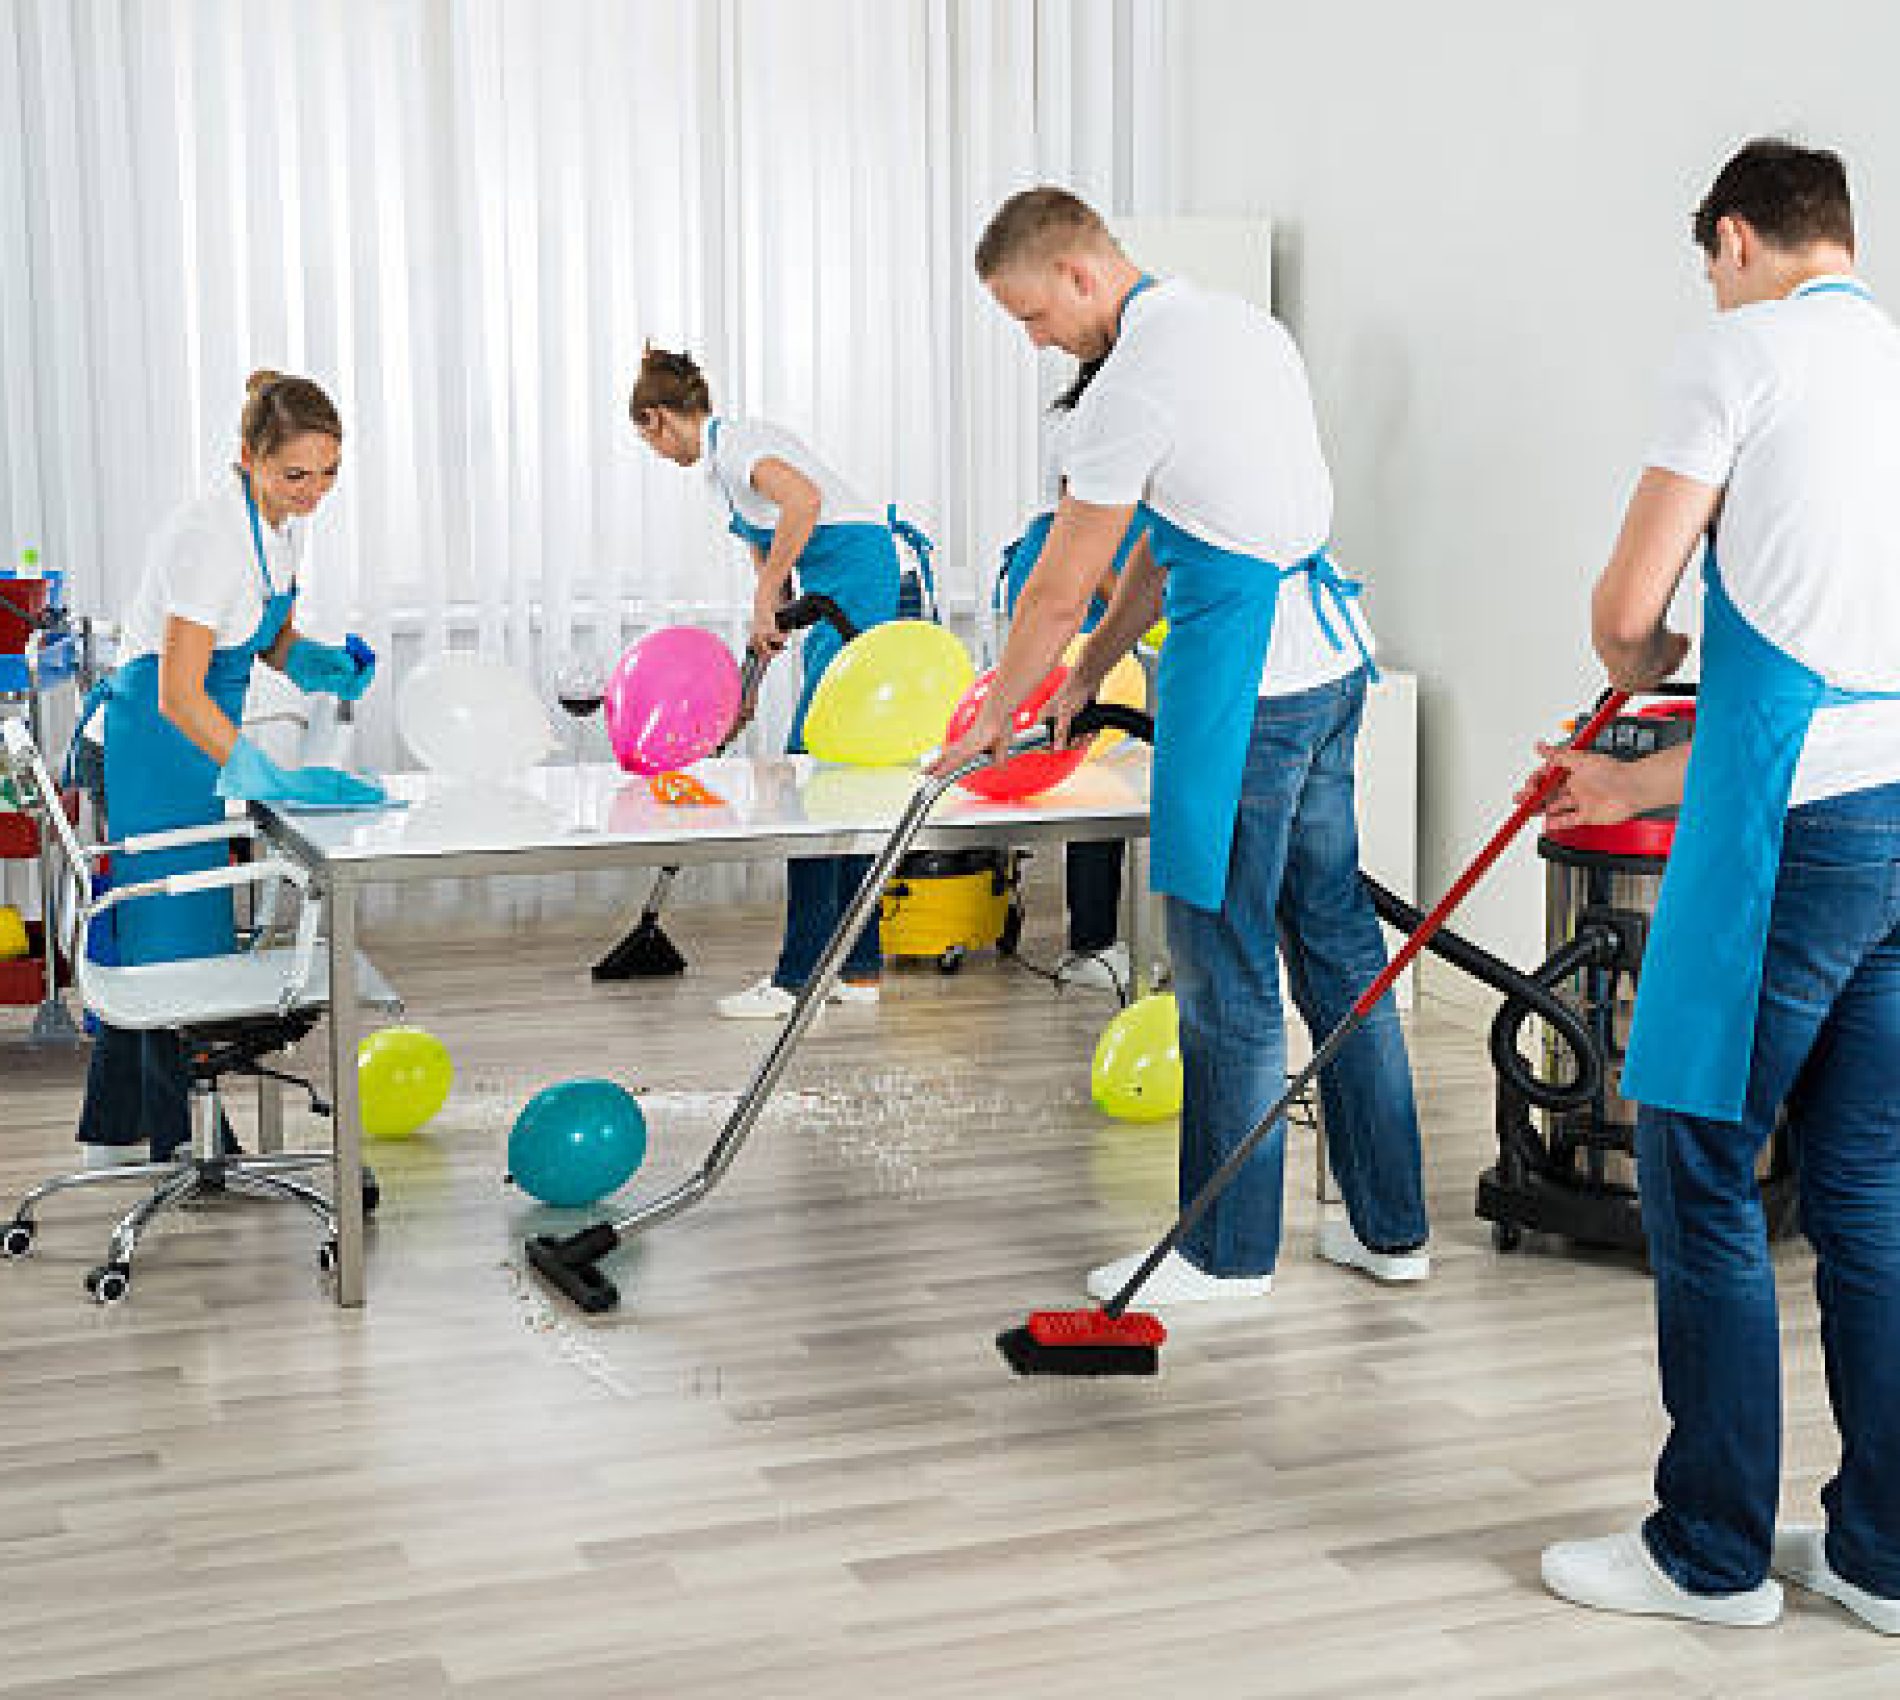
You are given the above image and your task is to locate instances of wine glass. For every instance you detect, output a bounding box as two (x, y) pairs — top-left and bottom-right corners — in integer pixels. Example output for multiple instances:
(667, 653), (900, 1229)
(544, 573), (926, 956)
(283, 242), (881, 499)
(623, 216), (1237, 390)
(553, 653), (608, 828)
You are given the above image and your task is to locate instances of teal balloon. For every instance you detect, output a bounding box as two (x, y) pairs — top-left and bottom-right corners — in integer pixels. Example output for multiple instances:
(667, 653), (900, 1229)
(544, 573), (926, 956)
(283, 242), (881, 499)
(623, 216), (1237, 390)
(508, 1079), (648, 1208)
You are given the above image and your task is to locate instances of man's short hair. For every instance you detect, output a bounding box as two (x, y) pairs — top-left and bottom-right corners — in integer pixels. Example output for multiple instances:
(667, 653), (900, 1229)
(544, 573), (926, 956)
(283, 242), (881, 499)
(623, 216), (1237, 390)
(1693, 138), (1855, 256)
(974, 186), (1119, 278)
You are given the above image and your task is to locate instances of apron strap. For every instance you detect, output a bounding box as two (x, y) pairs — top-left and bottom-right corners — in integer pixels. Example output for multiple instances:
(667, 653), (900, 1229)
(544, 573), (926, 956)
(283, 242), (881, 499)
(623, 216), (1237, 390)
(62, 674), (118, 788)
(239, 470), (291, 599)
(1287, 546), (1380, 682)
(887, 505), (938, 620)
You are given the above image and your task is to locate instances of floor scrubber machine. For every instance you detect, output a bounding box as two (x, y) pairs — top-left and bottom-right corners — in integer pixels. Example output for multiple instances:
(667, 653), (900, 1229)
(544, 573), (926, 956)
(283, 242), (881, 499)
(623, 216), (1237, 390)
(1471, 689), (1799, 1254)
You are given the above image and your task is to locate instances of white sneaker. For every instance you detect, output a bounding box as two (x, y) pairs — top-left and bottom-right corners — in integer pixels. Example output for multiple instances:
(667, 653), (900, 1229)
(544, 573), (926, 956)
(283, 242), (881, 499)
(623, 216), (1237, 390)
(1317, 1213), (1431, 1283)
(1541, 1530), (1782, 1627)
(715, 979), (799, 1020)
(80, 1143), (150, 1171)
(715, 978), (879, 1020)
(1057, 942), (1131, 993)
(1085, 1246), (1272, 1306)
(1773, 1525), (1900, 1635)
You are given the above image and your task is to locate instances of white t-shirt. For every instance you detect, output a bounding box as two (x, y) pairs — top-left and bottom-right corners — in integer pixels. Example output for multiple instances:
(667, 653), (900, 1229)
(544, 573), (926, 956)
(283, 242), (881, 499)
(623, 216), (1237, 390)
(120, 472), (303, 662)
(704, 417), (878, 535)
(1056, 277), (1371, 696)
(1647, 277), (1900, 804)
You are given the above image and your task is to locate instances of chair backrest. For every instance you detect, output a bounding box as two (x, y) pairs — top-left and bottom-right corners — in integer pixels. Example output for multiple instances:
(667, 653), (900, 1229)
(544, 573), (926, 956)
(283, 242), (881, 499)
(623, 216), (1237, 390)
(0, 718), (88, 886)
(0, 717), (88, 968)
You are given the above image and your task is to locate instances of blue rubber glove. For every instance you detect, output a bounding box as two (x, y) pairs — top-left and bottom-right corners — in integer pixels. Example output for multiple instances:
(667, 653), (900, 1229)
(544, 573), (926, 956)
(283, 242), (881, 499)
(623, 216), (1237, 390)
(285, 634), (377, 702)
(215, 735), (387, 809)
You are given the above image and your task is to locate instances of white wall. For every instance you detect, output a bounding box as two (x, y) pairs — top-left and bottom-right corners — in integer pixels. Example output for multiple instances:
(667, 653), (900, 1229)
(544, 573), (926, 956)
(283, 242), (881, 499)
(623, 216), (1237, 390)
(1170, 0), (1900, 965)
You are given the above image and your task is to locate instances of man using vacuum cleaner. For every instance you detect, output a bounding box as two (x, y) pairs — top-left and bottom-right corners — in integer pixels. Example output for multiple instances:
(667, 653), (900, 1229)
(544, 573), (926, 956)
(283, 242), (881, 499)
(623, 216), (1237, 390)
(936, 188), (1430, 1306)
(1536, 140), (1900, 1636)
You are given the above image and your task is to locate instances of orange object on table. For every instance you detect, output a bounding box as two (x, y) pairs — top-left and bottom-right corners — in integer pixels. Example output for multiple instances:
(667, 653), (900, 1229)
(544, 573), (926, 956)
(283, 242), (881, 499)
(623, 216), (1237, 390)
(648, 771), (724, 807)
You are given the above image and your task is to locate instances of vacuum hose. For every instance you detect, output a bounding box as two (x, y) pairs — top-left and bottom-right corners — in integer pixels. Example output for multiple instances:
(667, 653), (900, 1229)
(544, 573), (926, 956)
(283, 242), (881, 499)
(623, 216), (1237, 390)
(1068, 702), (1615, 1114)
(1362, 879), (1616, 1114)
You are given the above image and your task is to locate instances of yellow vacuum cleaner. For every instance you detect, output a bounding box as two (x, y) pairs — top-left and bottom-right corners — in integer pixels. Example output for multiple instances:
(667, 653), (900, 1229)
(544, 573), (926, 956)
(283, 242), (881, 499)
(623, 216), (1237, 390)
(879, 848), (1023, 973)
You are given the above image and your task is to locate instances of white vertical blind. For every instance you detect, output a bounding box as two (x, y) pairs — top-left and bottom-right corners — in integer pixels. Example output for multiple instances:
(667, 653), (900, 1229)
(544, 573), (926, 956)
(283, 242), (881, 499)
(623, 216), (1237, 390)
(1, 0), (1174, 779)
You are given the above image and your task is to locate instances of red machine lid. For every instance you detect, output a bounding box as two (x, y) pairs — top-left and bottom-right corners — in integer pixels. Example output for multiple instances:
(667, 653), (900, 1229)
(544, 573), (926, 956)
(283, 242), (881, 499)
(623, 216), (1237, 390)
(1543, 816), (1677, 858)
(1540, 696), (1693, 861)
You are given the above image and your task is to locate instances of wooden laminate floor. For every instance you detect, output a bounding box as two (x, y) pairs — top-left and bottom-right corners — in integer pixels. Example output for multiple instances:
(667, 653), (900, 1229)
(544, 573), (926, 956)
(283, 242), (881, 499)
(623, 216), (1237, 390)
(0, 901), (1886, 1698)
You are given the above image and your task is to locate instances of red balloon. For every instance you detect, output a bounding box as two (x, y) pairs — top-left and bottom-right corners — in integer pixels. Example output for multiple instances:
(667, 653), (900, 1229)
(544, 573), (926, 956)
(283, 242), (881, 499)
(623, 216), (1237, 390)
(945, 664), (1091, 801)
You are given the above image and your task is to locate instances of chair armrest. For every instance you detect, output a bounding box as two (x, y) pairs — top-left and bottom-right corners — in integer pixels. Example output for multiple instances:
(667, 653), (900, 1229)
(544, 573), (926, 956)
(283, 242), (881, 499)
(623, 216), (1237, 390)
(90, 855), (310, 913)
(106, 818), (259, 859)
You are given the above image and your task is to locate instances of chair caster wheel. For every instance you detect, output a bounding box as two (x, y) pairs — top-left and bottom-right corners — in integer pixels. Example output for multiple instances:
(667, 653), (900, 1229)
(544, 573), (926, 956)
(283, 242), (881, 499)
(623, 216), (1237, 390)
(2, 1220), (34, 1258)
(362, 1168), (381, 1216)
(1492, 1221), (1523, 1253)
(938, 946), (966, 975)
(318, 1240), (338, 1274)
(85, 1263), (131, 1304)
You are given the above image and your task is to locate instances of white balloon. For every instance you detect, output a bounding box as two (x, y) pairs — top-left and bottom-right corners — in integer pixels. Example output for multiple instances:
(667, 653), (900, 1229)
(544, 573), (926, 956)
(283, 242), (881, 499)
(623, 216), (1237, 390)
(398, 652), (555, 778)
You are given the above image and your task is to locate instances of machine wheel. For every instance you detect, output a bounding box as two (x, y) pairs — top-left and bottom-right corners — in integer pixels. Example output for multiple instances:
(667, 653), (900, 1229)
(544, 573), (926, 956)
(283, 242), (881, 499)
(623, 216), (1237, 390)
(1492, 1221), (1523, 1254)
(317, 1239), (338, 1274)
(85, 1262), (131, 1305)
(937, 946), (966, 975)
(1, 1220), (34, 1258)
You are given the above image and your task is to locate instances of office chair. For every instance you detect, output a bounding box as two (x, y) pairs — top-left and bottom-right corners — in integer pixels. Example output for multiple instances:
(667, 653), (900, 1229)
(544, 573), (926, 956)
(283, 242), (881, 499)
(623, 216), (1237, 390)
(0, 717), (395, 1303)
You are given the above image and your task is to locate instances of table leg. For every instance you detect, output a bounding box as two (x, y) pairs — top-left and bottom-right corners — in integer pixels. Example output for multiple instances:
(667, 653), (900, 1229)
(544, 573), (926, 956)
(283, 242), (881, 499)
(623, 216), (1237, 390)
(1125, 835), (1158, 998)
(257, 1071), (284, 1155)
(327, 878), (366, 1307)
(1314, 1095), (1336, 1206)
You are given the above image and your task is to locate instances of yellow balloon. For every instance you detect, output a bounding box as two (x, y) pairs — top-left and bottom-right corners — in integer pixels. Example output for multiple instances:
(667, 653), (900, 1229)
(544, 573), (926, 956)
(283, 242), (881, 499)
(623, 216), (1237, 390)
(1091, 993), (1182, 1122)
(1140, 618), (1169, 651)
(0, 904), (27, 962)
(803, 621), (975, 766)
(357, 1026), (454, 1140)
(1061, 639), (1148, 759)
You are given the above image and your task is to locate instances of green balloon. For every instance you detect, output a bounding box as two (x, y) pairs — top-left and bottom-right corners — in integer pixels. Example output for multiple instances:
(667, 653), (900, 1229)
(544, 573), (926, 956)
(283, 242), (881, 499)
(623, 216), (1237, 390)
(1091, 993), (1183, 1122)
(357, 1026), (454, 1140)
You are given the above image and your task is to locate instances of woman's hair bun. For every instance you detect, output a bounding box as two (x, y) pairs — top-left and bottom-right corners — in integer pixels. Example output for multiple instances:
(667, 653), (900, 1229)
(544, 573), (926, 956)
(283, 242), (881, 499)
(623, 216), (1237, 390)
(245, 368), (287, 400)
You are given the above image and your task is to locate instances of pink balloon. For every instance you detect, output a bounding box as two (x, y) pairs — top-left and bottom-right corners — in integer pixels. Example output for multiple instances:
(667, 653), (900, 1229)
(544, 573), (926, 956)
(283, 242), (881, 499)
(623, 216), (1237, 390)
(604, 627), (742, 776)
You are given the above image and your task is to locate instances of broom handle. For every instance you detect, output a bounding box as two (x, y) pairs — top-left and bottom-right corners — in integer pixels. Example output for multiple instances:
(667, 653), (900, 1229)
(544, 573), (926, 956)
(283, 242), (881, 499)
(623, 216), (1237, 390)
(1104, 688), (1631, 1319)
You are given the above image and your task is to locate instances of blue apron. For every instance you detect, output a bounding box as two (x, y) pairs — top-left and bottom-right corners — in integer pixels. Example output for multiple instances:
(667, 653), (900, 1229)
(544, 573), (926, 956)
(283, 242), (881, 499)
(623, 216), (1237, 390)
(707, 419), (901, 753)
(994, 506), (1147, 633)
(1142, 508), (1375, 910)
(93, 473), (296, 965)
(1621, 546), (1900, 1120)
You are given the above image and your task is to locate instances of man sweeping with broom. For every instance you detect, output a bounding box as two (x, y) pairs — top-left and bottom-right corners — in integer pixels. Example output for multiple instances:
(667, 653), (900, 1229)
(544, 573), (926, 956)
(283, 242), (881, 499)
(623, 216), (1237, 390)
(934, 189), (1430, 1348)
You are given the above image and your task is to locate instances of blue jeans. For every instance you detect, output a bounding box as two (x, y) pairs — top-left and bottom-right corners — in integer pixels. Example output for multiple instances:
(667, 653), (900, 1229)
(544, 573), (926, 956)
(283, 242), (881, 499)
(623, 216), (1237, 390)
(1167, 671), (1427, 1276)
(77, 1024), (231, 1161)
(1641, 780), (1900, 1600)
(773, 856), (883, 989)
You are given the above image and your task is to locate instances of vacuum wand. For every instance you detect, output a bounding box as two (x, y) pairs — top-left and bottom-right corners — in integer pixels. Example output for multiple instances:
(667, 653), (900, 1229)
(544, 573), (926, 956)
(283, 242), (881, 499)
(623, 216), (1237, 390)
(531, 701), (1150, 1312)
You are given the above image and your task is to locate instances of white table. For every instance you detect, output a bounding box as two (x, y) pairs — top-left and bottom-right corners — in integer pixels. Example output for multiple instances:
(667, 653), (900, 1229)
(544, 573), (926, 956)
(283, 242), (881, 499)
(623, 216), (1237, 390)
(254, 751), (1154, 1306)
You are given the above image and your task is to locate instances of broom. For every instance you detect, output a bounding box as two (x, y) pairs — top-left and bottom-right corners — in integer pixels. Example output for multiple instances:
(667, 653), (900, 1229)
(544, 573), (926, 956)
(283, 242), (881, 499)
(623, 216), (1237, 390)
(997, 688), (1632, 1378)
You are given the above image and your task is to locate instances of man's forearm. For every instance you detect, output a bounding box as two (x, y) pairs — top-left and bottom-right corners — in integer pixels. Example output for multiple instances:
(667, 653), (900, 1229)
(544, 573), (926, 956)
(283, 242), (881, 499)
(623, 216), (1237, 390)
(1074, 545), (1163, 684)
(1633, 741), (1692, 811)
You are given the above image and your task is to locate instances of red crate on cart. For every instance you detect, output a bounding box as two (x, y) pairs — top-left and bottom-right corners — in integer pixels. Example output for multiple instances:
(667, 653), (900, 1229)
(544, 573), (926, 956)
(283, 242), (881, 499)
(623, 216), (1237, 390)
(0, 786), (82, 1006)
(0, 787), (80, 858)
(0, 921), (70, 1005)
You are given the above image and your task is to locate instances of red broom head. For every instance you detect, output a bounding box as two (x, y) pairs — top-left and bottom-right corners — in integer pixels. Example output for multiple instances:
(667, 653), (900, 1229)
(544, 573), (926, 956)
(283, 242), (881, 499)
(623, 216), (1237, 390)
(1026, 1308), (1166, 1348)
